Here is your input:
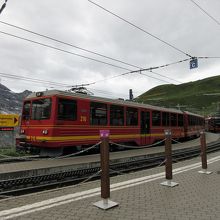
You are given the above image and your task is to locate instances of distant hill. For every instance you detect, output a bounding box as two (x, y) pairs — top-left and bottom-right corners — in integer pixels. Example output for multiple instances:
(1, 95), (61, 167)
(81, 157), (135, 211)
(136, 75), (220, 116)
(0, 83), (31, 114)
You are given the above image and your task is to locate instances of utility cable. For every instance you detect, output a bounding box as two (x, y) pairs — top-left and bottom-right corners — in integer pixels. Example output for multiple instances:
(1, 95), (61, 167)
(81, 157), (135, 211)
(0, 31), (132, 72)
(139, 72), (172, 84)
(88, 58), (191, 85)
(0, 72), (91, 87)
(0, 20), (141, 69)
(0, 31), (190, 84)
(189, 0), (220, 25)
(0, 72), (128, 97)
(0, 0), (7, 15)
(0, 21), (185, 83)
(88, 0), (192, 58)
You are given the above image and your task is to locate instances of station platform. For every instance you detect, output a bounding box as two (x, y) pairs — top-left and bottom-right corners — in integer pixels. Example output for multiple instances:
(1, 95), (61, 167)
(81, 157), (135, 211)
(0, 132), (219, 180)
(0, 149), (219, 219)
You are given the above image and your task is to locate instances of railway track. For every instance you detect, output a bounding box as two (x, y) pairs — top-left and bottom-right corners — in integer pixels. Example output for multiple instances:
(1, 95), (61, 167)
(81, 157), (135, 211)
(0, 142), (219, 198)
(0, 155), (43, 164)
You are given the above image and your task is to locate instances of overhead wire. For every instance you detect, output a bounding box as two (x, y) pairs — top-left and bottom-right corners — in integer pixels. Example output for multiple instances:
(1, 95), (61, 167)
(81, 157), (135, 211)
(0, 31), (132, 72)
(0, 72), (129, 98)
(0, 20), (140, 69)
(1, 10), (219, 88)
(0, 72), (75, 87)
(88, 0), (193, 58)
(88, 58), (192, 85)
(0, 20), (184, 84)
(0, 30), (191, 84)
(1, 2), (220, 99)
(1, 55), (218, 90)
(189, 0), (220, 25)
(0, 0), (7, 15)
(0, 31), (219, 88)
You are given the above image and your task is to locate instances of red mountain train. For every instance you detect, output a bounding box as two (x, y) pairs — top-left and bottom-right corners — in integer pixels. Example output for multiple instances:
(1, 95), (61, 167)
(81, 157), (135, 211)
(205, 116), (220, 133)
(16, 90), (205, 155)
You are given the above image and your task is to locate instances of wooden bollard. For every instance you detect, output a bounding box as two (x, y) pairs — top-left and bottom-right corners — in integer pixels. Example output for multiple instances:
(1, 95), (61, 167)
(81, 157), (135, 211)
(93, 130), (118, 210)
(100, 134), (110, 199)
(161, 130), (179, 187)
(198, 131), (212, 175)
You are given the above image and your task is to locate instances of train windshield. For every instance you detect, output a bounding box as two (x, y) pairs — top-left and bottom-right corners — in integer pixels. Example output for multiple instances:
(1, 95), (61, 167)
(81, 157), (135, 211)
(31, 98), (52, 120)
(22, 101), (31, 120)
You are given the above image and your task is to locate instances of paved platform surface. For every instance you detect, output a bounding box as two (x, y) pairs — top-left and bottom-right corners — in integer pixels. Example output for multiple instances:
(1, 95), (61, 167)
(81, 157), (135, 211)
(0, 132), (219, 177)
(0, 149), (219, 219)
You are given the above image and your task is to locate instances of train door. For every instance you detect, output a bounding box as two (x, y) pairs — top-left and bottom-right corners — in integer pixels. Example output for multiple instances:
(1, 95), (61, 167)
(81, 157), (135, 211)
(140, 111), (151, 145)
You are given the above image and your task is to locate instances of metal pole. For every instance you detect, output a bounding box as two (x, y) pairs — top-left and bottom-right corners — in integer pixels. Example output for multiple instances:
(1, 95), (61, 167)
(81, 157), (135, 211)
(161, 130), (178, 187)
(198, 131), (212, 174)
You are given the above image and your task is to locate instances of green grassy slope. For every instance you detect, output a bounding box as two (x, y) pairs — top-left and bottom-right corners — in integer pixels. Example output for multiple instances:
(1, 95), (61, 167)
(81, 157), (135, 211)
(136, 75), (220, 116)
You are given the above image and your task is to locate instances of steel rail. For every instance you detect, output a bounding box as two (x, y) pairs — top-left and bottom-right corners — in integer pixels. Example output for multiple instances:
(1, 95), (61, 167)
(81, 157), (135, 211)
(0, 141), (219, 198)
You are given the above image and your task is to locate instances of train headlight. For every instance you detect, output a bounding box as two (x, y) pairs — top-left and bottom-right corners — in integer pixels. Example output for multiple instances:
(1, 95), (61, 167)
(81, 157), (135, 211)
(20, 129), (25, 134)
(42, 129), (48, 135)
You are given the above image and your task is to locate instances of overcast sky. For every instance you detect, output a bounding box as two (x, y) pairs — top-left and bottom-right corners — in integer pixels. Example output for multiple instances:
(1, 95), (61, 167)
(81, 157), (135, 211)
(0, 0), (220, 99)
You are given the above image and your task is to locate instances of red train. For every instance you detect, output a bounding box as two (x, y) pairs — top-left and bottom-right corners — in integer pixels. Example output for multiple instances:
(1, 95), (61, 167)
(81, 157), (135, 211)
(205, 116), (220, 133)
(16, 90), (205, 155)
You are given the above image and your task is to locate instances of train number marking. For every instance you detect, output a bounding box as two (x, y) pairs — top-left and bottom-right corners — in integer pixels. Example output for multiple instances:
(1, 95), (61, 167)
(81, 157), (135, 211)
(80, 116), (87, 122)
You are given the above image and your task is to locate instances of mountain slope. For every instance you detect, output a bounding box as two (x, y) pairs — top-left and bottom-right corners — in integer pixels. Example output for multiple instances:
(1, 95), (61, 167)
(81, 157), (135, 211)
(0, 84), (31, 114)
(136, 75), (220, 115)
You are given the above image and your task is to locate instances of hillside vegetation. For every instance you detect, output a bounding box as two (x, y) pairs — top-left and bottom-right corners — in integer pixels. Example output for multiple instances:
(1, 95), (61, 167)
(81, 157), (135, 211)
(136, 75), (220, 116)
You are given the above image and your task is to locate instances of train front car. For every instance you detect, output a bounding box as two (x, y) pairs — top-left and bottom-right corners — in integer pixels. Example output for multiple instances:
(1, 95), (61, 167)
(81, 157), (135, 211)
(17, 90), (101, 156)
(16, 91), (59, 155)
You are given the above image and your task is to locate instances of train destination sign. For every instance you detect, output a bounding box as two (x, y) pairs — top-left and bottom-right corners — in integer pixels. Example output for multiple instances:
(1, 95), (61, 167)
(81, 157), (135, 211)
(0, 114), (19, 127)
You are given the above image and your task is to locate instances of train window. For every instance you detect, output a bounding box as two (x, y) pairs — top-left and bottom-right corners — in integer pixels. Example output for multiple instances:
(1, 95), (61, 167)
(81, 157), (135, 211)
(188, 116), (191, 125)
(190, 116), (193, 125)
(152, 111), (161, 126)
(32, 98), (51, 120)
(22, 101), (31, 120)
(171, 113), (177, 126)
(90, 102), (107, 125)
(110, 105), (124, 126)
(58, 98), (77, 121)
(162, 112), (170, 126)
(126, 107), (138, 126)
(178, 114), (184, 126)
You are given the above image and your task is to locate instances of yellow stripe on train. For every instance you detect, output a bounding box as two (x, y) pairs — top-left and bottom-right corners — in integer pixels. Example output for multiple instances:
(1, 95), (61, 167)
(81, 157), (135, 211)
(26, 133), (166, 142)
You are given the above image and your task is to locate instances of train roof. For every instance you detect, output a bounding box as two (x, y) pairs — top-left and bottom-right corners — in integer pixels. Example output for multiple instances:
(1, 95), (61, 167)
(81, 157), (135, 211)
(25, 90), (199, 115)
(183, 111), (204, 118)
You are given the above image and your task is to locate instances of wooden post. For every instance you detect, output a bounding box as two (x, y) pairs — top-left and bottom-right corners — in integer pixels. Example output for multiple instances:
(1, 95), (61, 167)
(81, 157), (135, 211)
(165, 130), (172, 180)
(100, 136), (110, 199)
(161, 130), (179, 187)
(198, 131), (212, 174)
(93, 130), (118, 210)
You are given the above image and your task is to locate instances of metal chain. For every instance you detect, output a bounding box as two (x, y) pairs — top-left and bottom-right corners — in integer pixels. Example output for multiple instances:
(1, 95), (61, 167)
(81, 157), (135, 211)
(109, 158), (167, 177)
(73, 169), (102, 187)
(0, 141), (101, 161)
(171, 139), (182, 144)
(52, 141), (101, 159)
(109, 138), (166, 149)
